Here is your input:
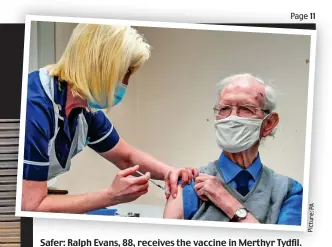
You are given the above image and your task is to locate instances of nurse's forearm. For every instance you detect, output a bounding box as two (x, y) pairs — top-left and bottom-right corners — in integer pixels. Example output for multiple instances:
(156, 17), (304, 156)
(129, 148), (175, 180)
(101, 138), (174, 181)
(34, 190), (114, 214)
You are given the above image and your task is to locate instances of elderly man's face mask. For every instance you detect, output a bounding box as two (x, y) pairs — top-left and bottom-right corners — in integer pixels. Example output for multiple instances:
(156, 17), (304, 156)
(214, 113), (270, 153)
(213, 82), (272, 153)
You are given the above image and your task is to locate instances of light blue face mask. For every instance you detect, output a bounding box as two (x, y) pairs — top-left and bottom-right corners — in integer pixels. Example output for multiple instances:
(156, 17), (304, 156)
(113, 83), (128, 106)
(88, 82), (128, 109)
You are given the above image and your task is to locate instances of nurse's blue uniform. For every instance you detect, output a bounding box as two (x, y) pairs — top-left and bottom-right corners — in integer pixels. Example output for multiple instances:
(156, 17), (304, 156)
(23, 68), (120, 182)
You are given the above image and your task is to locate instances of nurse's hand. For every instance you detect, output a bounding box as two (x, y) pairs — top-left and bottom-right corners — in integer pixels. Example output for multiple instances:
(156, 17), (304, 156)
(107, 165), (150, 204)
(165, 167), (199, 199)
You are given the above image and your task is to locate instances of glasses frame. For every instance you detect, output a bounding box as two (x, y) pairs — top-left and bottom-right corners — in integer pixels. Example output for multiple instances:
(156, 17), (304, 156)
(213, 104), (271, 119)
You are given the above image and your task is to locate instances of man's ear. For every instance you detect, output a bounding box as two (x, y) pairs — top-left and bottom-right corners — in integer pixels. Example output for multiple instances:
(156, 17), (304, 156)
(261, 113), (279, 137)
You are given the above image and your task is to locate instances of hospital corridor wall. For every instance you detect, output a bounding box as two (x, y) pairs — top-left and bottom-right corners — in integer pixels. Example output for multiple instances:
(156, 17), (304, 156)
(29, 22), (311, 217)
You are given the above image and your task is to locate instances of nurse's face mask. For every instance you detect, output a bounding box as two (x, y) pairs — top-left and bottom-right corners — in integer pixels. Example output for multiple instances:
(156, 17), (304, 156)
(88, 82), (128, 109)
(213, 103), (271, 153)
(88, 71), (131, 109)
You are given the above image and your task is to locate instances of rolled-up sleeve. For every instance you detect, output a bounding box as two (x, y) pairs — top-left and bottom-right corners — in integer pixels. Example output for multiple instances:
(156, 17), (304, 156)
(178, 179), (200, 220)
(277, 179), (303, 226)
(87, 111), (120, 153)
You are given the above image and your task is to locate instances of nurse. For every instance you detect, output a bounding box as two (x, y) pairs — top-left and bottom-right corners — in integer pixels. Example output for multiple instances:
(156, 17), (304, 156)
(22, 24), (197, 213)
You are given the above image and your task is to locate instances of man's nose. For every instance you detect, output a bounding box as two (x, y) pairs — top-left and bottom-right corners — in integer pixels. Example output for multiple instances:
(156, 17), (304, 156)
(229, 106), (238, 116)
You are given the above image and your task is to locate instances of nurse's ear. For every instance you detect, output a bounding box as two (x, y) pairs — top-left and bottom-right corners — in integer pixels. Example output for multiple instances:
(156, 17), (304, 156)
(261, 112), (279, 138)
(122, 69), (132, 85)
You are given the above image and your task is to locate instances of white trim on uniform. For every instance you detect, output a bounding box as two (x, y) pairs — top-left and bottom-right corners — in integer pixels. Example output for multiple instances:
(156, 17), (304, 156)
(88, 125), (114, 145)
(23, 160), (49, 166)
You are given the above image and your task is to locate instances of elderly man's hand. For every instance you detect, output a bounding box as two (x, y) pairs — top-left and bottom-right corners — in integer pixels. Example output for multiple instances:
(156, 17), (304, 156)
(165, 167), (199, 199)
(194, 174), (226, 203)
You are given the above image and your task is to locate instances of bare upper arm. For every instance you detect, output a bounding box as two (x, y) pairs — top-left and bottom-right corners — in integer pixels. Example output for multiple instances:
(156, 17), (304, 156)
(163, 185), (184, 219)
(21, 179), (48, 211)
(100, 137), (132, 170)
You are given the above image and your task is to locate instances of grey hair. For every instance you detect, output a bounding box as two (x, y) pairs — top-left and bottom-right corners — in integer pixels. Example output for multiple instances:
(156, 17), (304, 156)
(216, 73), (278, 137)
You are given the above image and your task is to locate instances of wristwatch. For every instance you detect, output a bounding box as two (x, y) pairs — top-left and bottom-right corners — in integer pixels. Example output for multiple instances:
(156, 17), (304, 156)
(230, 208), (248, 222)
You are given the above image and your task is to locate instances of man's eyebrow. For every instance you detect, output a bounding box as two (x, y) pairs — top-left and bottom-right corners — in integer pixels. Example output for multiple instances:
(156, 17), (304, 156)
(238, 99), (257, 105)
(255, 92), (266, 107)
(220, 100), (258, 106)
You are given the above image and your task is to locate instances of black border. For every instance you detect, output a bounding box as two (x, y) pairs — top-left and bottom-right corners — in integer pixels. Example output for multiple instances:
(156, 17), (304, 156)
(0, 23), (315, 247)
(0, 24), (24, 119)
(204, 23), (316, 30)
(21, 218), (33, 247)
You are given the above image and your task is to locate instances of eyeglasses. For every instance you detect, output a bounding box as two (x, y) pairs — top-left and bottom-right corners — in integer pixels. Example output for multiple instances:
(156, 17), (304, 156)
(213, 104), (270, 119)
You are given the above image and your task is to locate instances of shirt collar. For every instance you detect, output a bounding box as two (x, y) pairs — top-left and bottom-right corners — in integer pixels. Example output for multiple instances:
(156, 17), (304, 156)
(218, 152), (263, 183)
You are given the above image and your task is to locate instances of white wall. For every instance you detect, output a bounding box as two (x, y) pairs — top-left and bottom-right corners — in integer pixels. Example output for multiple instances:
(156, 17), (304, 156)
(37, 22), (55, 67)
(54, 23), (78, 61)
(29, 21), (56, 72)
(32, 23), (311, 211)
(132, 27), (310, 184)
(28, 21), (38, 72)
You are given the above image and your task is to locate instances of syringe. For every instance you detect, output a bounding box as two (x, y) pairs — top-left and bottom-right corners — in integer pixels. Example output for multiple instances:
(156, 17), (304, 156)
(135, 170), (170, 194)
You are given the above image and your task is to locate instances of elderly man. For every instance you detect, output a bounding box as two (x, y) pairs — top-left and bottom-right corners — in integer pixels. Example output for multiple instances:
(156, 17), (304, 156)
(163, 74), (303, 225)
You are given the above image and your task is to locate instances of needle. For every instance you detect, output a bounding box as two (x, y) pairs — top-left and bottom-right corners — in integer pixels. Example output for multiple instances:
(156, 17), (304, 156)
(136, 170), (170, 194)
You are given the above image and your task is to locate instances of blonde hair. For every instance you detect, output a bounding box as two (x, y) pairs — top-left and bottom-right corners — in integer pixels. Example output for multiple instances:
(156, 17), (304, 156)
(47, 24), (151, 108)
